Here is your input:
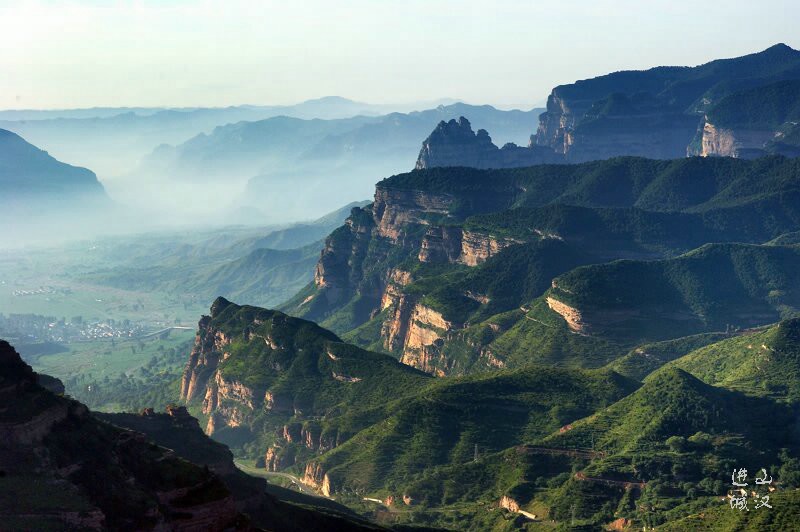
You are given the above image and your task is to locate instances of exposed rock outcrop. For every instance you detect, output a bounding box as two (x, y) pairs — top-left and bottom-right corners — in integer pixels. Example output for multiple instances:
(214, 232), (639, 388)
(418, 227), (522, 266)
(303, 462), (333, 497)
(372, 187), (454, 242)
(459, 230), (523, 266)
(180, 316), (226, 402)
(697, 79), (800, 158)
(415, 116), (563, 170)
(396, 304), (460, 375)
(699, 122), (776, 158)
(499, 495), (521, 513)
(546, 296), (588, 334)
(265, 445), (296, 471)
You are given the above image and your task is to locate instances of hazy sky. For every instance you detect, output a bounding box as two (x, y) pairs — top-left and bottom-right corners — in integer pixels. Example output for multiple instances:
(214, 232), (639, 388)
(3, 0), (800, 110)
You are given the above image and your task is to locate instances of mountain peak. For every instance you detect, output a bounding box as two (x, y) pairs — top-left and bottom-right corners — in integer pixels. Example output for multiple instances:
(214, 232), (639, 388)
(301, 95), (359, 105)
(762, 42), (797, 54)
(210, 296), (234, 317)
(0, 339), (35, 383)
(415, 115), (563, 170)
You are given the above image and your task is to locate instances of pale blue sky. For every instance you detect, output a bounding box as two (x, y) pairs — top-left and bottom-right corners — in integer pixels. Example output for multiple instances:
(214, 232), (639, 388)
(2, 0), (799, 110)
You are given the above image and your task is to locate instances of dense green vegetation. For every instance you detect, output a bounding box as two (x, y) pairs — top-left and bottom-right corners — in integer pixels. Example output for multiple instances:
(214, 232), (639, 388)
(660, 489), (800, 531)
(415, 239), (593, 324)
(10, 45), (800, 530)
(188, 299), (431, 457)
(315, 366), (638, 494)
(660, 318), (800, 401)
(304, 156), (800, 357)
(607, 332), (730, 381)
(550, 43), (800, 115)
(380, 156), (800, 222)
(707, 79), (800, 130)
(37, 330), (193, 412)
(262, 151), (800, 528)
(550, 243), (800, 342)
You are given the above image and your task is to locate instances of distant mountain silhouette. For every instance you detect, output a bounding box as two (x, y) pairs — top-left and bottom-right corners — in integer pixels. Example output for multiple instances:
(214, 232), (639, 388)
(0, 128), (107, 204)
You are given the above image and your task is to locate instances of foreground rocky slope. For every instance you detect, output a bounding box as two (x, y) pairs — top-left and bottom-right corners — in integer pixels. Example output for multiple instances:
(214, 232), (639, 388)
(0, 339), (245, 531)
(98, 407), (384, 531)
(284, 156), (800, 376)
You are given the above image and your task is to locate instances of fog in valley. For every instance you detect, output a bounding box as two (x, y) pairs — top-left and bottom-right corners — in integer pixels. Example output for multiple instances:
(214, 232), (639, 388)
(1, 97), (542, 246)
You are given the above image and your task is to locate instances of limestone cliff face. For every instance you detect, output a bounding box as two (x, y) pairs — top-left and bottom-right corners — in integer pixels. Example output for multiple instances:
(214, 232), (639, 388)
(300, 186), (460, 326)
(380, 268), (413, 312)
(302, 161), (529, 322)
(312, 206), (377, 308)
(180, 310), (266, 435)
(459, 230), (523, 266)
(372, 186), (454, 242)
(416, 116), (563, 169)
(535, 88), (701, 162)
(265, 445), (296, 472)
(180, 303), (277, 436)
(178, 299), (374, 495)
(386, 303), (459, 376)
(303, 462), (333, 497)
(546, 296), (588, 334)
(299, 175), (528, 372)
(533, 45), (800, 161)
(700, 121), (776, 158)
(563, 113), (700, 162)
(180, 315), (227, 402)
(418, 226), (463, 263)
(202, 371), (256, 434)
(382, 289), (451, 374)
(263, 421), (340, 472)
(418, 226), (523, 266)
(534, 90), (585, 154)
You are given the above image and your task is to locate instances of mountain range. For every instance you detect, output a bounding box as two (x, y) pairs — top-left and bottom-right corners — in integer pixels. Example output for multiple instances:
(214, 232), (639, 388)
(0, 96), (460, 179)
(415, 44), (800, 171)
(171, 151), (800, 528)
(0, 128), (113, 244)
(535, 43), (800, 161)
(7, 43), (800, 531)
(122, 103), (543, 223)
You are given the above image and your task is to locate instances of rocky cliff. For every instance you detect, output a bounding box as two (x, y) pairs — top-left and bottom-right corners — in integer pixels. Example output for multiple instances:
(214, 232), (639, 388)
(697, 79), (800, 158)
(699, 122), (776, 158)
(416, 47), (800, 166)
(415, 116), (563, 169)
(533, 44), (800, 161)
(179, 298), (431, 495)
(286, 156), (800, 376)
